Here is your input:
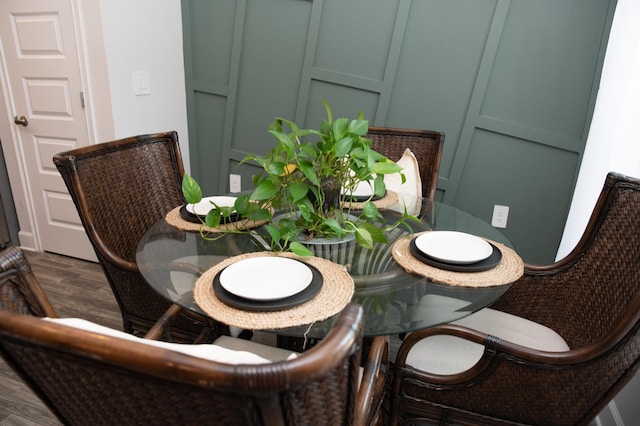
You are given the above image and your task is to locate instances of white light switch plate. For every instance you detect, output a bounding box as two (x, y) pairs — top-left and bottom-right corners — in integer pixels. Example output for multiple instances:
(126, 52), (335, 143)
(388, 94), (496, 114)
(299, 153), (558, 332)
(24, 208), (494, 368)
(491, 205), (509, 228)
(229, 174), (241, 193)
(132, 71), (151, 96)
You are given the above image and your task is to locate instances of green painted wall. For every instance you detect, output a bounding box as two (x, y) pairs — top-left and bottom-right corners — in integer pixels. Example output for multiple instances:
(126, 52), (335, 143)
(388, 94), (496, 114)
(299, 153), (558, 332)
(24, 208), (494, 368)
(181, 0), (616, 264)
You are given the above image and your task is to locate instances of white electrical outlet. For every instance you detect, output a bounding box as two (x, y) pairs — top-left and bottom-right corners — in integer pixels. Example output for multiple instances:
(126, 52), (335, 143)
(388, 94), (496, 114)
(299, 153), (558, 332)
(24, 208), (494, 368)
(491, 205), (509, 228)
(229, 174), (241, 193)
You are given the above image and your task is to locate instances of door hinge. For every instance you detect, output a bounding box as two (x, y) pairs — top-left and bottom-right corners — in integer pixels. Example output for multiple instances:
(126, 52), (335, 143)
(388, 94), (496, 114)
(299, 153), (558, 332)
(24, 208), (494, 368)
(80, 91), (85, 108)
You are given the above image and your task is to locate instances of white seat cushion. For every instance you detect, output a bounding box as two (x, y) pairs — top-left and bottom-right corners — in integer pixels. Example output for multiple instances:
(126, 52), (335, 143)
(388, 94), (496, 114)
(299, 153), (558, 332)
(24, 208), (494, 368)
(406, 307), (570, 375)
(213, 335), (300, 362)
(44, 317), (297, 364)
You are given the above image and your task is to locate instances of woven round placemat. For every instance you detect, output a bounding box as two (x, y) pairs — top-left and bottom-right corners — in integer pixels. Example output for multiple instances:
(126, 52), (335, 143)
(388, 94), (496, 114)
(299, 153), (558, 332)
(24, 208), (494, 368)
(391, 232), (524, 287)
(344, 190), (399, 210)
(165, 206), (269, 233)
(193, 251), (354, 330)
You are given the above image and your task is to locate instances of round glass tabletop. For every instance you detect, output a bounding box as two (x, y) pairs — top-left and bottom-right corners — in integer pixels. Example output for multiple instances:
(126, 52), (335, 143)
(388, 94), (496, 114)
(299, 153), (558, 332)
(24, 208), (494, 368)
(136, 197), (517, 338)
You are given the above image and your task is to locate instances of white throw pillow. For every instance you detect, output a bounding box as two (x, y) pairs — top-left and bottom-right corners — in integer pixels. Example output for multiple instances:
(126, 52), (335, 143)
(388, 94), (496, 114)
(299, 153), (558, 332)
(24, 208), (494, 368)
(43, 317), (297, 364)
(384, 148), (422, 215)
(384, 148), (422, 197)
(406, 307), (569, 375)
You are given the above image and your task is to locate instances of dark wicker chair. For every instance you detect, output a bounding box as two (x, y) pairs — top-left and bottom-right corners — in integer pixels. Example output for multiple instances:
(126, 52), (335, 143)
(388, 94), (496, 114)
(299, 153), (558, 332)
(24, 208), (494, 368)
(0, 246), (56, 319)
(389, 172), (640, 425)
(53, 132), (224, 342)
(366, 126), (444, 200)
(1, 300), (388, 426)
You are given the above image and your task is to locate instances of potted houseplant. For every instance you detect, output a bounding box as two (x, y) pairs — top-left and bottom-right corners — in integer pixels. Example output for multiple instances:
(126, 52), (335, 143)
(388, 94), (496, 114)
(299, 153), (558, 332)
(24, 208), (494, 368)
(182, 100), (418, 255)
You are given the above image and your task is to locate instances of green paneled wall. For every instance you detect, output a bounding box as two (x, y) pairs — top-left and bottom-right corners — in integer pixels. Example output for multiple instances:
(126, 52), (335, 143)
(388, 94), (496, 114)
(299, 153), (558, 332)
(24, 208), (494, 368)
(182, 0), (616, 263)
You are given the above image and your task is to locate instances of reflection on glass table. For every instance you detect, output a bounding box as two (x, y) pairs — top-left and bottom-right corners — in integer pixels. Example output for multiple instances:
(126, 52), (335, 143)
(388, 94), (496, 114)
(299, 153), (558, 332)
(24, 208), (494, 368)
(136, 197), (518, 338)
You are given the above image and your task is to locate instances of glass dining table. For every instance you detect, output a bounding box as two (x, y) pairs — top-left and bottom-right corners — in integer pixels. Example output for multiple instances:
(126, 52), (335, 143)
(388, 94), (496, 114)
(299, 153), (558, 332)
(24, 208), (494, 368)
(136, 195), (520, 339)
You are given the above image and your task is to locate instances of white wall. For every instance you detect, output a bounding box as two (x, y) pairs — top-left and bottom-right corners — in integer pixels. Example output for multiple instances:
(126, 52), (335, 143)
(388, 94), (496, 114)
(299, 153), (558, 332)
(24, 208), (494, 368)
(557, 1), (640, 424)
(98, 0), (191, 171)
(557, 0), (640, 259)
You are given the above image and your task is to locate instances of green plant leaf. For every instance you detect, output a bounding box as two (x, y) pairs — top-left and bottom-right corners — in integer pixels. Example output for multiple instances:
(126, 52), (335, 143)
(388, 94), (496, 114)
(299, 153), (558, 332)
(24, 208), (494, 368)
(268, 130), (295, 155)
(373, 176), (386, 197)
(334, 136), (353, 157)
(322, 218), (345, 237)
(358, 222), (387, 244)
(360, 201), (381, 221)
(289, 241), (313, 256)
(299, 160), (320, 186)
(182, 174), (202, 204)
(204, 209), (222, 227)
(333, 118), (348, 138)
(321, 99), (333, 124)
(355, 227), (373, 249)
(264, 224), (281, 245)
(233, 195), (250, 212)
(298, 202), (312, 221)
(348, 119), (368, 136)
(251, 178), (280, 200)
(268, 118), (284, 132)
(370, 161), (403, 175)
(267, 161), (287, 176)
(289, 181), (310, 202)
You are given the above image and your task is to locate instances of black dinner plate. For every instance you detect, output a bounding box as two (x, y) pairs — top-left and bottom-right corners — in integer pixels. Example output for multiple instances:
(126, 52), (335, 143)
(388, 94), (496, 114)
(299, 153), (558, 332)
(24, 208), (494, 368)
(341, 189), (387, 203)
(179, 204), (242, 224)
(212, 262), (323, 311)
(409, 237), (502, 272)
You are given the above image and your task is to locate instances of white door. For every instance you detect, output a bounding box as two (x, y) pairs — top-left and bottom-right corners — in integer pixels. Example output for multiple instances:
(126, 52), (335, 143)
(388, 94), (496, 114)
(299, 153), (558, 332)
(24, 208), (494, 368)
(0, 0), (95, 261)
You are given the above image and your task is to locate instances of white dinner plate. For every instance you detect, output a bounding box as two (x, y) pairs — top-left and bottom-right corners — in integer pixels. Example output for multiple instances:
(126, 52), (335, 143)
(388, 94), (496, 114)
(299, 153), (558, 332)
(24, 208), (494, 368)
(342, 180), (376, 198)
(414, 231), (493, 265)
(219, 257), (313, 301)
(187, 196), (237, 216)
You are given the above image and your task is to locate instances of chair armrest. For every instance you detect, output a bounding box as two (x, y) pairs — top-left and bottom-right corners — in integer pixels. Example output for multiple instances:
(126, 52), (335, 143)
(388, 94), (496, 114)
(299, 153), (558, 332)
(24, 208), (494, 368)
(355, 336), (389, 426)
(396, 317), (640, 387)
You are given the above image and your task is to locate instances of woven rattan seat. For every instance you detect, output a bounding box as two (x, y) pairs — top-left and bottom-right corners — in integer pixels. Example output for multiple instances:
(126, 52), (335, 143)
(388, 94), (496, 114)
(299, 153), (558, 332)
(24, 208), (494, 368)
(389, 172), (640, 425)
(366, 126), (444, 199)
(53, 132), (225, 342)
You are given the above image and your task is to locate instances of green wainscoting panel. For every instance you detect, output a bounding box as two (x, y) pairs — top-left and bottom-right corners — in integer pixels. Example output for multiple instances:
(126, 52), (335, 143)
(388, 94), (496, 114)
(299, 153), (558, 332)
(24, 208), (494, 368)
(191, 93), (227, 194)
(188, 0), (236, 85)
(386, 0), (498, 183)
(481, 0), (612, 140)
(182, 0), (617, 263)
(314, 0), (399, 81)
(305, 81), (379, 128)
(232, 0), (312, 157)
(455, 130), (579, 263)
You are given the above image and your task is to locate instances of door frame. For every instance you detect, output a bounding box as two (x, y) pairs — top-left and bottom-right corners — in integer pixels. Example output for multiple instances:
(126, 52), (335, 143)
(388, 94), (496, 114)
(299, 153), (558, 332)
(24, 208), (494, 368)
(0, 0), (114, 252)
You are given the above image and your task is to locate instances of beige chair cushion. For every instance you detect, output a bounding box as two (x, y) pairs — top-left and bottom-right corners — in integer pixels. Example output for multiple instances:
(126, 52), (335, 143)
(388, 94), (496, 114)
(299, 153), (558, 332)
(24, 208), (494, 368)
(44, 317), (298, 364)
(406, 304), (569, 375)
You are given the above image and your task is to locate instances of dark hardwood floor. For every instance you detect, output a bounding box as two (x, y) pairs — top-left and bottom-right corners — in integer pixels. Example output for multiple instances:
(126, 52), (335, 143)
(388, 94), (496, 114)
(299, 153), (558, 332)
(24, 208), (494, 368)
(1, 249), (119, 426)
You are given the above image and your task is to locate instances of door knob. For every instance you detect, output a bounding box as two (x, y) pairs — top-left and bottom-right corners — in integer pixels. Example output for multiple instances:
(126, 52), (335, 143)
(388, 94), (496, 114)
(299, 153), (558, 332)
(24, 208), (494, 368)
(14, 115), (29, 126)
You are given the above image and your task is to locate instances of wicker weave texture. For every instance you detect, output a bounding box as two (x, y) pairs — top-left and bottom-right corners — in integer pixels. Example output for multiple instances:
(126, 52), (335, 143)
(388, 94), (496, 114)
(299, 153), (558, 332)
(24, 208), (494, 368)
(390, 172), (640, 426)
(0, 247), (56, 318)
(0, 304), (366, 426)
(53, 133), (217, 342)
